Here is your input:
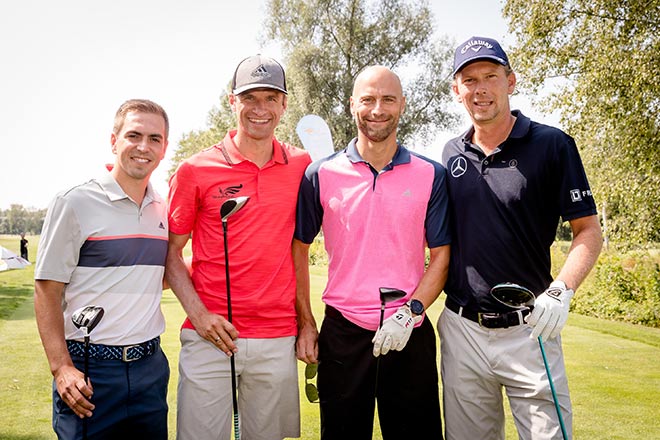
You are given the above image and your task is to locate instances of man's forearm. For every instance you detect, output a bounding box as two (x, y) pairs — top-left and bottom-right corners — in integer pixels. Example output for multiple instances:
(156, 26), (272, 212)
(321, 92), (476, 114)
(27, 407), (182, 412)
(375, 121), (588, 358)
(411, 244), (450, 310)
(34, 280), (73, 376)
(556, 215), (602, 290)
(165, 251), (209, 323)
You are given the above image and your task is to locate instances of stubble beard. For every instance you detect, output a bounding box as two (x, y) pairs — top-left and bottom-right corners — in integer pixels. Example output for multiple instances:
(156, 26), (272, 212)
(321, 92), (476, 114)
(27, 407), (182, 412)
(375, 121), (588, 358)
(357, 116), (398, 143)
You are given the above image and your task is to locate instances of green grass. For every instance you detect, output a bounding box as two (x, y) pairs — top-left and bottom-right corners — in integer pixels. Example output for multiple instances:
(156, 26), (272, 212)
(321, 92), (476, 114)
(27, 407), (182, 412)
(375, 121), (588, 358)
(1, 236), (659, 439)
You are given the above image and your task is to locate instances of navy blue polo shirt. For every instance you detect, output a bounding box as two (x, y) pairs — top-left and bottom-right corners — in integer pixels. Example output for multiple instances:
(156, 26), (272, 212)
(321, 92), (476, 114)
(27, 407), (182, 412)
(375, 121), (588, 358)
(441, 110), (597, 313)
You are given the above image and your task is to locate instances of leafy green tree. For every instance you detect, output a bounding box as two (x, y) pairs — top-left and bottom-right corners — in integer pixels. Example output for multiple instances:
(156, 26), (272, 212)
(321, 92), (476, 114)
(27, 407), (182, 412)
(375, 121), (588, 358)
(264, 0), (459, 149)
(167, 0), (458, 174)
(26, 207), (46, 235)
(503, 0), (660, 247)
(0, 205), (45, 235)
(4, 204), (27, 235)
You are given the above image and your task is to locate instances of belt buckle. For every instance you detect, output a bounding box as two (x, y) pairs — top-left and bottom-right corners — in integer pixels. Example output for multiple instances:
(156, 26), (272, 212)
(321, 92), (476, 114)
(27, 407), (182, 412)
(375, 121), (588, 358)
(122, 344), (141, 362)
(478, 312), (500, 328)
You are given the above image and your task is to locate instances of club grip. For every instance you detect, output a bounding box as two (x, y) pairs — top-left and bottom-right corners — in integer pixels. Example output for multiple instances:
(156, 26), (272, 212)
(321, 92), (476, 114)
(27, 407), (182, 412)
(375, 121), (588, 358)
(233, 413), (240, 439)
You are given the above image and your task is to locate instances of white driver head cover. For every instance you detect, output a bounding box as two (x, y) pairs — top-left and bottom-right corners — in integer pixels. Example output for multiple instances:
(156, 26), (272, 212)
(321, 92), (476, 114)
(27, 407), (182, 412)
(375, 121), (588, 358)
(296, 114), (334, 162)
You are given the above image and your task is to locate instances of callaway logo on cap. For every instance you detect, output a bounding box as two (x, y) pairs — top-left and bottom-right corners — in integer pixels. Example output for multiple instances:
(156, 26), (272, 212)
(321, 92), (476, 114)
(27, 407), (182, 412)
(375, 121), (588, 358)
(231, 55), (287, 95)
(452, 36), (510, 76)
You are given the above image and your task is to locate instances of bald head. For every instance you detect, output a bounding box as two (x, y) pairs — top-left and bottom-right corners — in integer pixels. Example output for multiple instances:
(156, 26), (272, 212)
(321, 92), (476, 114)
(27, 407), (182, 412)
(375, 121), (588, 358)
(352, 66), (403, 97)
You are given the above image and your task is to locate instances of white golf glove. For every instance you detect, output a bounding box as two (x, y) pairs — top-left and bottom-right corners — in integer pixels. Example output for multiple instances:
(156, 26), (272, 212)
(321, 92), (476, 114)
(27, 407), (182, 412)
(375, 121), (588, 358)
(372, 306), (422, 357)
(526, 281), (574, 341)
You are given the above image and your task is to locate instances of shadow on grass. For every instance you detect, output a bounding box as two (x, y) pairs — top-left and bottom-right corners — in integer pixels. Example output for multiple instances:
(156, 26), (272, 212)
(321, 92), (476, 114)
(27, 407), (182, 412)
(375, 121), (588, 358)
(0, 283), (34, 321)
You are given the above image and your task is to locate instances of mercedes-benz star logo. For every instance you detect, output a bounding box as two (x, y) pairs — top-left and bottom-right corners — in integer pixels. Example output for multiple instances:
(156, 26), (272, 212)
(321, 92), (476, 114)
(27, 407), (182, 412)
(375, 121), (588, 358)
(450, 157), (467, 178)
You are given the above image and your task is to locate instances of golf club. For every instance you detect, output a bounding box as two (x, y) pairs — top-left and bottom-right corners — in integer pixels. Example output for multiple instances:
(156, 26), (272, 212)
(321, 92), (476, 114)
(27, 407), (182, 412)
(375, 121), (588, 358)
(296, 114), (334, 162)
(374, 287), (407, 396)
(71, 305), (105, 440)
(220, 196), (249, 440)
(490, 282), (568, 440)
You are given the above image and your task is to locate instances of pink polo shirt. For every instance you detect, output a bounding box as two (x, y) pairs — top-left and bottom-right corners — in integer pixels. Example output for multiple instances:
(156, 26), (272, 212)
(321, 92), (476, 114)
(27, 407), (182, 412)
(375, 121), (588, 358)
(295, 140), (451, 330)
(168, 131), (311, 338)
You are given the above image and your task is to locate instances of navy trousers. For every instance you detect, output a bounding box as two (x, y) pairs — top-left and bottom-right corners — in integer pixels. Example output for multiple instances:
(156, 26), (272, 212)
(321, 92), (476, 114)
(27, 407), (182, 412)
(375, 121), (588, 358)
(52, 348), (169, 440)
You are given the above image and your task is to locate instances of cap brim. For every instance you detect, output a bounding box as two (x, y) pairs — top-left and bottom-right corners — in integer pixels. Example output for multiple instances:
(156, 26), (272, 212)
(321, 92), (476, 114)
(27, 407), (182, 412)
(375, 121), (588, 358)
(453, 56), (508, 76)
(233, 83), (288, 95)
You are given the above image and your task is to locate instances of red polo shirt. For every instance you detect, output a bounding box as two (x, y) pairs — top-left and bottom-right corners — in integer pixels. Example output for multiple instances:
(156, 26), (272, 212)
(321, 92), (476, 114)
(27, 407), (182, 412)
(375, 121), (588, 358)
(168, 131), (311, 337)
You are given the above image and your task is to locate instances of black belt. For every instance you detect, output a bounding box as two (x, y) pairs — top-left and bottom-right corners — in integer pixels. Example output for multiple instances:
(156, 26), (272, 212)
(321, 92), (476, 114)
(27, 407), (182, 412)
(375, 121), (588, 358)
(445, 298), (529, 329)
(67, 337), (160, 362)
(325, 305), (343, 320)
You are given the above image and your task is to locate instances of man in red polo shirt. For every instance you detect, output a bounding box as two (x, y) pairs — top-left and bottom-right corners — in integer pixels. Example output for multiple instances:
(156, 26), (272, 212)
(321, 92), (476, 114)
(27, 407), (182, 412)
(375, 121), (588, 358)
(166, 55), (311, 440)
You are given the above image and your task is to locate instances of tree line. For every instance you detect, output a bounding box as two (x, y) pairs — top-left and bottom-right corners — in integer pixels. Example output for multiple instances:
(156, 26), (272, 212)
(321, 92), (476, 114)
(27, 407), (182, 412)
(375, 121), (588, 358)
(0, 204), (46, 235)
(7, 1), (658, 249)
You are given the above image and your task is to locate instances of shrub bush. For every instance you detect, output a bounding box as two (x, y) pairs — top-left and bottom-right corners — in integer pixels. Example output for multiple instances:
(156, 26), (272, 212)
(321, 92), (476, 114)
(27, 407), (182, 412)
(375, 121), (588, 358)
(571, 250), (660, 328)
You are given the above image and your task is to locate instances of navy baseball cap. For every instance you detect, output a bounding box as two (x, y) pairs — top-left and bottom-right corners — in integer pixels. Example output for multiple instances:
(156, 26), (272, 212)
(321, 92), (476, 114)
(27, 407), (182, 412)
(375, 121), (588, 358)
(232, 55), (287, 95)
(452, 36), (509, 76)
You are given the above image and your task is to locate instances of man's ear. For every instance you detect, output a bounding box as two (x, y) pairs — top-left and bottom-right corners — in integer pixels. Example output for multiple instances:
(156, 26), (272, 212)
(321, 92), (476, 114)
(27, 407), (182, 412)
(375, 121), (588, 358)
(229, 93), (237, 112)
(452, 82), (462, 102)
(508, 71), (517, 95)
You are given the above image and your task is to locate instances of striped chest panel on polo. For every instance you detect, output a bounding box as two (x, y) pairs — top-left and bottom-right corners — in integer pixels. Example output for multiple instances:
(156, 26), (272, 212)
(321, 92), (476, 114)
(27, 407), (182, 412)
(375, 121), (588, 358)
(79, 234), (167, 268)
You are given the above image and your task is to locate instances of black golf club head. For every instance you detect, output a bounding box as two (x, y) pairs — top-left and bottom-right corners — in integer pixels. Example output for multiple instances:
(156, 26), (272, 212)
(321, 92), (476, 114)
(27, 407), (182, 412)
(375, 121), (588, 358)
(490, 282), (536, 309)
(377, 287), (407, 329)
(220, 196), (249, 222)
(379, 287), (407, 304)
(71, 305), (105, 335)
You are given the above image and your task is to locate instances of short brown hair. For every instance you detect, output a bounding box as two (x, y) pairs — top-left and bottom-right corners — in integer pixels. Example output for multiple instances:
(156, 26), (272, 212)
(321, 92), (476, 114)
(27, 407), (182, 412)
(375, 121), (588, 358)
(113, 99), (169, 138)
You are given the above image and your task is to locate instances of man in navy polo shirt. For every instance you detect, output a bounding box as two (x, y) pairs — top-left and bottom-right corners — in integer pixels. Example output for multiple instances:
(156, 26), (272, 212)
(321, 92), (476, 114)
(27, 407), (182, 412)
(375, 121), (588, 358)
(438, 37), (602, 440)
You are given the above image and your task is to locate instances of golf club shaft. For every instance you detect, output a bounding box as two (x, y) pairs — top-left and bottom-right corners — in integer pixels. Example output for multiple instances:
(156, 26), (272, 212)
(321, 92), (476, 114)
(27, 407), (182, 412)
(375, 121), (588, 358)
(223, 222), (240, 439)
(223, 224), (233, 323)
(83, 336), (89, 440)
(374, 306), (385, 397)
(230, 355), (240, 440)
(538, 336), (568, 440)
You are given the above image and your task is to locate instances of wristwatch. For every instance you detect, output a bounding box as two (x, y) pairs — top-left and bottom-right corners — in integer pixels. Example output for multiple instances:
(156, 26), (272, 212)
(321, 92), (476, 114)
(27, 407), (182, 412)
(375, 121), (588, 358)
(407, 299), (425, 316)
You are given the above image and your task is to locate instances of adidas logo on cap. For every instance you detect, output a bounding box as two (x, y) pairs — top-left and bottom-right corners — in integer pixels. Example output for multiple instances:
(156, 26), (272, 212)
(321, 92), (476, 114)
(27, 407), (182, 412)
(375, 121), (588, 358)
(232, 55), (288, 95)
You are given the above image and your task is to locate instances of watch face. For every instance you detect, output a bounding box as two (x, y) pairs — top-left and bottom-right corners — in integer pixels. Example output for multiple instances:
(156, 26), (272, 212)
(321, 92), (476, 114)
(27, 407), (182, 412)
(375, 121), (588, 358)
(410, 299), (424, 315)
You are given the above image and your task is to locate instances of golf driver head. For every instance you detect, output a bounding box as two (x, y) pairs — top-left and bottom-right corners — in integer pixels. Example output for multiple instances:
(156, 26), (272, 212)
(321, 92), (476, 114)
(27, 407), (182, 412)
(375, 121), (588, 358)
(220, 196), (249, 222)
(379, 287), (407, 304)
(71, 305), (105, 334)
(490, 282), (536, 309)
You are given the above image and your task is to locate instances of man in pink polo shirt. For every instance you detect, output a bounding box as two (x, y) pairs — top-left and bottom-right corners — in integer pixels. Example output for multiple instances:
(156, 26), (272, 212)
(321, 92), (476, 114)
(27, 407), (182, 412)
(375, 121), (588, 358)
(294, 66), (451, 439)
(167, 55), (311, 439)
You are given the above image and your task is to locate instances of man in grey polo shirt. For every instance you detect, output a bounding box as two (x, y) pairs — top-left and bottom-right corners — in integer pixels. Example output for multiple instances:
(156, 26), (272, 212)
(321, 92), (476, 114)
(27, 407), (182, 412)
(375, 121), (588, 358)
(34, 99), (170, 439)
